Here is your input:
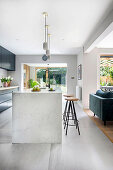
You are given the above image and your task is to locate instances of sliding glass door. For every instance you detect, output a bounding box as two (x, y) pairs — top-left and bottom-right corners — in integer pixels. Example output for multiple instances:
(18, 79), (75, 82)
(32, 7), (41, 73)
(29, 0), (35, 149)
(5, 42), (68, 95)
(36, 67), (67, 92)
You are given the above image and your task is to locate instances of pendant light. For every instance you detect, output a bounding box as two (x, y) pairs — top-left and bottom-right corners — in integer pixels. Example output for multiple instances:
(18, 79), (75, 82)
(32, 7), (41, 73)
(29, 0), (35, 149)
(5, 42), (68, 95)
(43, 12), (48, 50)
(42, 12), (51, 61)
(42, 54), (48, 61)
(46, 25), (50, 58)
(47, 34), (51, 59)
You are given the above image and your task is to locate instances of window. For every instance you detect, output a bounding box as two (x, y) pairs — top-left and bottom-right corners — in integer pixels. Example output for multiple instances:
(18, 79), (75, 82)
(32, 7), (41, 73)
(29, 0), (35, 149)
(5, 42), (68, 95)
(100, 56), (113, 86)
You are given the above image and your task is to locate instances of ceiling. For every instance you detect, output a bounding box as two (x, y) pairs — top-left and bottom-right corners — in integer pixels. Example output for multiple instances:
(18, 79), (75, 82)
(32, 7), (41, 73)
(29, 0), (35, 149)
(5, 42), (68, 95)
(97, 31), (113, 48)
(0, 0), (113, 55)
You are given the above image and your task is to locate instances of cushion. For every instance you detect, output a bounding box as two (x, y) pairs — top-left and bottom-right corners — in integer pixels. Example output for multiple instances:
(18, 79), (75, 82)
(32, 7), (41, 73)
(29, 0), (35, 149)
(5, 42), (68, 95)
(107, 92), (113, 98)
(96, 90), (113, 98)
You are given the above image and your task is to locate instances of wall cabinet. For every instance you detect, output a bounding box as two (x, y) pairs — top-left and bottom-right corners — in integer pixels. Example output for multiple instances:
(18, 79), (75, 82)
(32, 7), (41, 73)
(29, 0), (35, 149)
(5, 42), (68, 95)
(0, 46), (15, 71)
(0, 46), (2, 68)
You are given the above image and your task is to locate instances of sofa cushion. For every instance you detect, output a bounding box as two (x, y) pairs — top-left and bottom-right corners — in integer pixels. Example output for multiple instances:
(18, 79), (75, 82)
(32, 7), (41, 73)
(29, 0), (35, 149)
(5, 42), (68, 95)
(96, 90), (113, 98)
(107, 92), (113, 98)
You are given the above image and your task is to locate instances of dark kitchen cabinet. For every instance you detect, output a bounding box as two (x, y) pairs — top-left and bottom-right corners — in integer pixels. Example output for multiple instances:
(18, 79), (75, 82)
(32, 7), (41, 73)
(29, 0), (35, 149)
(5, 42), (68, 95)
(0, 87), (19, 113)
(0, 47), (2, 68)
(9, 53), (15, 71)
(0, 46), (15, 71)
(1, 47), (8, 69)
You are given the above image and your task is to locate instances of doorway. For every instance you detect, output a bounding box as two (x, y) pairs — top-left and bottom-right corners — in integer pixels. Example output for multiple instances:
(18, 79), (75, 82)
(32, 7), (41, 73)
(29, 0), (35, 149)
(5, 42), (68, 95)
(23, 63), (67, 93)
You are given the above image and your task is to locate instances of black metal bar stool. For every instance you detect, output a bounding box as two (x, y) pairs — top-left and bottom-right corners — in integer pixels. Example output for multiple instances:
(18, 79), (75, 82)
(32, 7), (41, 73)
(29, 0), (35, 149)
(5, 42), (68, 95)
(63, 94), (74, 124)
(64, 97), (80, 135)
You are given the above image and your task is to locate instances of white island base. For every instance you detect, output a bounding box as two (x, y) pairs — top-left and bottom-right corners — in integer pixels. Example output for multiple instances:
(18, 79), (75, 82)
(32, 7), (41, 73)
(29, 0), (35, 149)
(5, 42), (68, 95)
(12, 91), (62, 143)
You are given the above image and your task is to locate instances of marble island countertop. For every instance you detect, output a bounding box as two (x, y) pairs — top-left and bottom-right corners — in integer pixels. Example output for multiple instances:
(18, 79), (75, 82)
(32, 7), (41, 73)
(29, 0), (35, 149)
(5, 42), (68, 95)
(0, 86), (19, 91)
(19, 88), (62, 94)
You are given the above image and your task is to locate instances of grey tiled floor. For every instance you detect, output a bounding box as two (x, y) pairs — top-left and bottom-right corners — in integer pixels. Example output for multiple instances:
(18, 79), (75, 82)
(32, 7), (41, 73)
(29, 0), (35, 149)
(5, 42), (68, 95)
(0, 100), (113, 170)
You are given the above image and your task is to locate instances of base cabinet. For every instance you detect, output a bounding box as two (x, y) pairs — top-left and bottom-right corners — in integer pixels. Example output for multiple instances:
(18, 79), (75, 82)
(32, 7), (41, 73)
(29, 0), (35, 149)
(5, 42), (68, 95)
(0, 102), (8, 112)
(0, 87), (18, 113)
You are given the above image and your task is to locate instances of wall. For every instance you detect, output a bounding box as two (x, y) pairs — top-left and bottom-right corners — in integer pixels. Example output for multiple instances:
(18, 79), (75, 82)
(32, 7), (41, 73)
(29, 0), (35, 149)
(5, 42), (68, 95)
(77, 48), (83, 87)
(0, 68), (7, 86)
(8, 55), (77, 95)
(82, 48), (99, 108)
(82, 47), (113, 109)
(76, 48), (83, 107)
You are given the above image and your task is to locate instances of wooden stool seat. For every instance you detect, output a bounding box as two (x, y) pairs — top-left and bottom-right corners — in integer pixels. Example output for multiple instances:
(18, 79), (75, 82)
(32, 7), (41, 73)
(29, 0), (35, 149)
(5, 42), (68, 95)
(65, 97), (79, 102)
(63, 94), (74, 97)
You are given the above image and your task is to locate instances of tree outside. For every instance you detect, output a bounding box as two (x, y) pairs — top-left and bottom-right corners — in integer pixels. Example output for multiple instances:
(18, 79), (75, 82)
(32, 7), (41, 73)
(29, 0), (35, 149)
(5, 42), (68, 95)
(100, 57), (113, 86)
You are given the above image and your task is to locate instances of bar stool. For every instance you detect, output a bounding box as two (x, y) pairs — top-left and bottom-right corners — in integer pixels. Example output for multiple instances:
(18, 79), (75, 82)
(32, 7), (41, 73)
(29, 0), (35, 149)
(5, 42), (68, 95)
(64, 97), (80, 135)
(63, 94), (74, 123)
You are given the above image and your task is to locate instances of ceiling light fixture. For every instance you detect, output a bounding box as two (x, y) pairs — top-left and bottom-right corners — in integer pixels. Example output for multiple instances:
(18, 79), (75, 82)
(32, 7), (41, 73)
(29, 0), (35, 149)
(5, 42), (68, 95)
(46, 26), (51, 58)
(42, 12), (51, 61)
(43, 12), (48, 50)
(47, 34), (51, 59)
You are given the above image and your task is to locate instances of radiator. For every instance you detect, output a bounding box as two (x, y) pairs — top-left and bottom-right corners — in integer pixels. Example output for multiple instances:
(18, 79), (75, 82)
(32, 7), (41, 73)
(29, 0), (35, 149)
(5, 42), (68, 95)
(76, 86), (82, 100)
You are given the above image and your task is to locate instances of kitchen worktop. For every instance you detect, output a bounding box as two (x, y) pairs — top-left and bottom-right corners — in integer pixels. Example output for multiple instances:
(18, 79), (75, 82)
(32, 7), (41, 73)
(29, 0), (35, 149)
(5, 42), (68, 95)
(20, 88), (62, 94)
(0, 86), (19, 91)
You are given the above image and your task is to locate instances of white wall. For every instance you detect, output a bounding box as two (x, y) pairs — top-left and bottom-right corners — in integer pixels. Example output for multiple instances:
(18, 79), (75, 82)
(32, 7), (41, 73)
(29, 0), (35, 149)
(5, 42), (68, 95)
(77, 48), (83, 107)
(8, 55), (77, 95)
(77, 48), (83, 87)
(82, 48), (99, 108)
(82, 47), (113, 109)
(0, 68), (7, 86)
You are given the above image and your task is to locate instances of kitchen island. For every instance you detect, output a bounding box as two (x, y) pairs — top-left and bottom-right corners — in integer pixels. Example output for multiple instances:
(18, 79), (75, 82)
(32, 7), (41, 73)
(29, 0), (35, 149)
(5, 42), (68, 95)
(12, 89), (62, 143)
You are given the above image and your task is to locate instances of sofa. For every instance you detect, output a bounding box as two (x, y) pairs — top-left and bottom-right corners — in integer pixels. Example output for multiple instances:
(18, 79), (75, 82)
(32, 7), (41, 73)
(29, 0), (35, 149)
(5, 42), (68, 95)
(89, 90), (113, 125)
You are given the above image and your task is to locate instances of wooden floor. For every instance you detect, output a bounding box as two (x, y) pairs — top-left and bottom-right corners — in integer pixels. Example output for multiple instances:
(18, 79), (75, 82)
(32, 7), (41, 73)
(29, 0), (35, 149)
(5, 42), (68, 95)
(84, 109), (113, 143)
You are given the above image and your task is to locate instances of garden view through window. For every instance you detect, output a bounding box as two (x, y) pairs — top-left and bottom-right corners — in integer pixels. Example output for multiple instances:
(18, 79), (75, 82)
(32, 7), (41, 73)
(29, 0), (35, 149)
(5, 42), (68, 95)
(100, 56), (113, 86)
(23, 63), (67, 93)
(36, 67), (67, 93)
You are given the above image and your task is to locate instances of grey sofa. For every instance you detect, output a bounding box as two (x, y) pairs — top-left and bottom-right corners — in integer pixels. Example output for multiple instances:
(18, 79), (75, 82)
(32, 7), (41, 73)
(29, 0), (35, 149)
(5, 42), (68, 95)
(89, 90), (113, 125)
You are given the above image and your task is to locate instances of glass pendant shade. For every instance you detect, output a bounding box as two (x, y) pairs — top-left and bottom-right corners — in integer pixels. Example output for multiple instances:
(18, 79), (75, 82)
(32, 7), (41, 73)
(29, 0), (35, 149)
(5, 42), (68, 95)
(46, 49), (50, 56)
(47, 54), (51, 60)
(42, 54), (48, 61)
(43, 42), (48, 50)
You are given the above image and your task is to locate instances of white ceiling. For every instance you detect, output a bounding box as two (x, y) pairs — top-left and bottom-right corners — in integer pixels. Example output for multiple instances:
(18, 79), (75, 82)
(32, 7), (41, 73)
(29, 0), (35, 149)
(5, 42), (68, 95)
(97, 31), (113, 48)
(0, 0), (113, 55)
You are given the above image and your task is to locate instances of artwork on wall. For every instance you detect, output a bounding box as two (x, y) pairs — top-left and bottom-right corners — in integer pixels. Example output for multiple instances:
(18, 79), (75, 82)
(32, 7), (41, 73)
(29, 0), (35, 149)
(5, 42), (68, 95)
(78, 64), (82, 80)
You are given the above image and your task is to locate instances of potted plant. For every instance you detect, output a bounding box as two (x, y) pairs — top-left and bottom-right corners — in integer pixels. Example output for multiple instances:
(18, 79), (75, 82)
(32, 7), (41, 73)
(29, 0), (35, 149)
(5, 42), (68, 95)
(0, 76), (13, 87)
(28, 79), (40, 88)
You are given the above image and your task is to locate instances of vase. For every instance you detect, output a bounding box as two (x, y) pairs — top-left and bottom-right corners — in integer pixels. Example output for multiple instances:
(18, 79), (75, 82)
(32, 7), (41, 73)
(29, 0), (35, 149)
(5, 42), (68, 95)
(3, 82), (8, 87)
(7, 81), (11, 87)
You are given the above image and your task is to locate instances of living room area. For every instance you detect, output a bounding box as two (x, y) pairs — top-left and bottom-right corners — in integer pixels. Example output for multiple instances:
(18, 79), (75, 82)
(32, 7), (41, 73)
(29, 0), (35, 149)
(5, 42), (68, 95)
(77, 26), (113, 142)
